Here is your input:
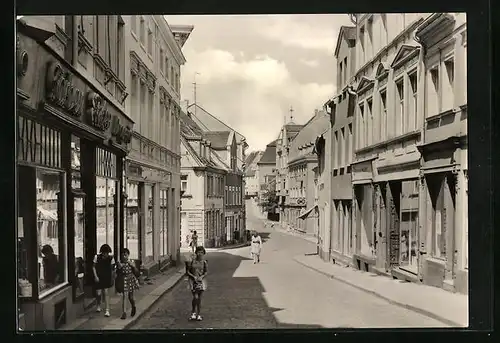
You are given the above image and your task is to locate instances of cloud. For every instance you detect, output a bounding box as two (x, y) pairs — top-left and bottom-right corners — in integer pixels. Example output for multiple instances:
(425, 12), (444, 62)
(253, 15), (339, 54)
(180, 47), (334, 151)
(299, 58), (320, 68)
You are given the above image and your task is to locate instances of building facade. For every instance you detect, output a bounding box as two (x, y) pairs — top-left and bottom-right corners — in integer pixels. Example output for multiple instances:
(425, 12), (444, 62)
(179, 113), (226, 249)
(256, 140), (277, 214)
(275, 123), (304, 227)
(203, 131), (246, 243)
(244, 151), (263, 198)
(17, 16), (133, 330)
(414, 13), (468, 294)
(322, 26), (357, 264)
(288, 110), (330, 237)
(121, 15), (192, 275)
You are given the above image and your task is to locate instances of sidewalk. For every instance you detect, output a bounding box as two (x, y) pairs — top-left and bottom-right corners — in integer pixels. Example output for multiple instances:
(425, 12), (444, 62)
(294, 254), (468, 327)
(60, 258), (188, 331)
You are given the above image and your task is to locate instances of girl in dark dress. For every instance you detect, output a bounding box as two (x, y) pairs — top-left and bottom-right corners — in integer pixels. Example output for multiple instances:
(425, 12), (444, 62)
(92, 244), (115, 317)
(186, 246), (208, 321)
(115, 248), (140, 319)
(41, 245), (60, 286)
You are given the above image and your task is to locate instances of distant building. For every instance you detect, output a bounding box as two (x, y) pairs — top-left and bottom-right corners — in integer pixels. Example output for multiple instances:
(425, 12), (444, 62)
(256, 140), (277, 213)
(244, 151), (263, 198)
(275, 123), (304, 226)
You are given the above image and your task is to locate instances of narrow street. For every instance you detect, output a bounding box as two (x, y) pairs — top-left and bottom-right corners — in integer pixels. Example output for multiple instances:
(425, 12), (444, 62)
(130, 200), (447, 329)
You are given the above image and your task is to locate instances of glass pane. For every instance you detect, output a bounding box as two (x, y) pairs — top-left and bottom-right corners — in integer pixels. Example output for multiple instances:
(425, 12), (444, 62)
(37, 169), (65, 296)
(74, 195), (85, 298)
(400, 212), (410, 266)
(145, 184), (154, 263)
(107, 180), (116, 254)
(126, 182), (139, 260)
(96, 176), (107, 250)
(410, 211), (418, 267)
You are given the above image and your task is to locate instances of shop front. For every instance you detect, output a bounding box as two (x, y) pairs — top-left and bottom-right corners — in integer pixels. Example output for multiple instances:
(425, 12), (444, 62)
(16, 30), (133, 330)
(124, 161), (173, 275)
(418, 135), (468, 294)
(372, 152), (421, 281)
(351, 157), (376, 271)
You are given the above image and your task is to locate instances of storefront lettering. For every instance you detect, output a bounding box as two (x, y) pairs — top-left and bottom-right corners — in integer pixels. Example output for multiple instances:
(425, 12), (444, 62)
(111, 116), (132, 144)
(86, 92), (111, 132)
(45, 62), (85, 117)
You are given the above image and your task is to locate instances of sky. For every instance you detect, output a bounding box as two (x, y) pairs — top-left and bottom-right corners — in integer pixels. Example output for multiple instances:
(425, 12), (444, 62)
(165, 15), (353, 152)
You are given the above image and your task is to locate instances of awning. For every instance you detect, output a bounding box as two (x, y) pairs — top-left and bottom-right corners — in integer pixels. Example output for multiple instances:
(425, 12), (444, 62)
(299, 205), (318, 220)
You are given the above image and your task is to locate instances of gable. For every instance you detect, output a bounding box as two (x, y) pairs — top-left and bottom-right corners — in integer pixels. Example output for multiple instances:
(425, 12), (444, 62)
(356, 76), (375, 93)
(181, 139), (203, 168)
(390, 44), (420, 69)
(375, 62), (389, 79)
(334, 26), (356, 58)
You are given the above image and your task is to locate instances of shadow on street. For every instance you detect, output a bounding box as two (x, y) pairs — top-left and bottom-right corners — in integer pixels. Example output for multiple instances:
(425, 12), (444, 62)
(131, 251), (323, 329)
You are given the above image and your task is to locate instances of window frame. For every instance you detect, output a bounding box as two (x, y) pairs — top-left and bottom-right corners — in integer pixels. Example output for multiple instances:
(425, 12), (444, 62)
(395, 76), (405, 136)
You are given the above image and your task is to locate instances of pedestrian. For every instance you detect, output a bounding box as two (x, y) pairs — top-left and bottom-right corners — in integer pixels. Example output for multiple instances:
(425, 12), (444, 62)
(115, 248), (140, 320)
(250, 230), (262, 264)
(186, 246), (208, 321)
(190, 230), (198, 255)
(93, 244), (115, 317)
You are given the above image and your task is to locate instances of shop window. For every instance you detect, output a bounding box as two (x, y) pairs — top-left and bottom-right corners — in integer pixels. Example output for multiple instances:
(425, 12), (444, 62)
(160, 189), (168, 257)
(400, 211), (418, 271)
(96, 176), (116, 254)
(18, 166), (67, 300)
(145, 184), (154, 263)
(125, 181), (139, 260)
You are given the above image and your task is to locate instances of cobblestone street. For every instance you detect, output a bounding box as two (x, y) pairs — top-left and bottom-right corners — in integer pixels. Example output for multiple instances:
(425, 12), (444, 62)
(131, 201), (449, 329)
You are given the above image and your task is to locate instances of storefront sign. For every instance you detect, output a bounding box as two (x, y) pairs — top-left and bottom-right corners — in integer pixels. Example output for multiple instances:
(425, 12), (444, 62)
(111, 116), (132, 144)
(46, 62), (85, 118)
(86, 92), (111, 132)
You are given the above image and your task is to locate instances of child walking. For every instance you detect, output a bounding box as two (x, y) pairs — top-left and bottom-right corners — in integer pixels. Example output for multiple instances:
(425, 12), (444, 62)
(186, 246), (208, 321)
(93, 244), (115, 317)
(115, 248), (140, 319)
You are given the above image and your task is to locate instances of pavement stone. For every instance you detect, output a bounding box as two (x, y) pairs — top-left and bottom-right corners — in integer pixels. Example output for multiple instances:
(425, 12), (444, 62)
(294, 254), (468, 327)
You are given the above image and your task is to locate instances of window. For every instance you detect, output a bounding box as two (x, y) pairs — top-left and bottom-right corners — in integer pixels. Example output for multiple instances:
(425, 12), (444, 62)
(145, 184), (154, 263)
(381, 14), (388, 46)
(140, 83), (146, 136)
(334, 131), (339, 169)
(95, 176), (117, 258)
(125, 181), (139, 260)
(367, 18), (373, 59)
(165, 56), (169, 79)
(131, 15), (137, 34)
(379, 89), (387, 141)
(429, 67), (440, 117)
(147, 28), (153, 56)
(225, 186), (228, 201)
(160, 189), (168, 257)
(339, 61), (343, 87)
(130, 74), (138, 123)
(170, 66), (174, 85)
(160, 49), (164, 75)
(117, 17), (125, 82)
(341, 127), (346, 167)
(343, 57), (348, 85)
(140, 17), (145, 46)
(181, 175), (188, 193)
(148, 92), (154, 140)
(71, 136), (85, 298)
(358, 102), (365, 149)
(443, 58), (455, 110)
(366, 98), (373, 145)
(359, 26), (365, 66)
(347, 124), (353, 166)
(396, 79), (404, 135)
(17, 166), (67, 299)
(409, 72), (418, 132)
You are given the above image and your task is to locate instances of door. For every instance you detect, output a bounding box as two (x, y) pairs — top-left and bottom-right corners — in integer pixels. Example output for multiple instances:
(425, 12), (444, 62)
(387, 181), (401, 267)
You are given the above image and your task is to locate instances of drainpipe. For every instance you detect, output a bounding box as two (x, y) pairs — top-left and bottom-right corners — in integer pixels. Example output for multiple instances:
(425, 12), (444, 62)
(72, 16), (78, 68)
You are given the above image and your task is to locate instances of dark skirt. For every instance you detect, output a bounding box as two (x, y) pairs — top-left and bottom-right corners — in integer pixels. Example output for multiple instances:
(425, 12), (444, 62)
(95, 273), (113, 290)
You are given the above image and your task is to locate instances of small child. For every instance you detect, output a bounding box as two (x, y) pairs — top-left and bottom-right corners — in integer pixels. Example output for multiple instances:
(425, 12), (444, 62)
(186, 246), (208, 321)
(115, 248), (140, 319)
(93, 244), (115, 317)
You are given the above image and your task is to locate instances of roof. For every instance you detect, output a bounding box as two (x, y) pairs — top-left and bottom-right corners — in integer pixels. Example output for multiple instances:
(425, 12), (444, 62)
(245, 151), (260, 166)
(285, 124), (304, 142)
(187, 104), (247, 146)
(180, 111), (203, 136)
(257, 140), (277, 165)
(334, 26), (356, 58)
(288, 110), (330, 163)
(203, 131), (231, 149)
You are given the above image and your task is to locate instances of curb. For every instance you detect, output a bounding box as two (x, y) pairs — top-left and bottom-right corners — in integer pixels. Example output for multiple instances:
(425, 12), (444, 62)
(293, 256), (464, 327)
(112, 267), (186, 330)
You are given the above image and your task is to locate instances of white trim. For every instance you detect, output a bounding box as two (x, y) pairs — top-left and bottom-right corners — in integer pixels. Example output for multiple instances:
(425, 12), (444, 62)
(39, 282), (70, 300)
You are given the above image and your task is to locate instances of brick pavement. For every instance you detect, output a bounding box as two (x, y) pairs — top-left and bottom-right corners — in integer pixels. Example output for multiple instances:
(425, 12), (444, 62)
(294, 254), (468, 327)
